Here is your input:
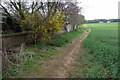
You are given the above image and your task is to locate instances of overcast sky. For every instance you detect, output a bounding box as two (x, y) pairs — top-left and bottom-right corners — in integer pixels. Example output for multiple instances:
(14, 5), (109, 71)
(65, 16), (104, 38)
(78, 0), (120, 20)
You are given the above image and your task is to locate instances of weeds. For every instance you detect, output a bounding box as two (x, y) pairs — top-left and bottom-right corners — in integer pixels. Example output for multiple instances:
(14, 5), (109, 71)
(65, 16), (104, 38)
(3, 28), (85, 78)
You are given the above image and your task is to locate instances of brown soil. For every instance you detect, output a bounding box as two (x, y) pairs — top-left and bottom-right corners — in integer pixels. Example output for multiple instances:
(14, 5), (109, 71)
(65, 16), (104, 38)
(40, 29), (91, 78)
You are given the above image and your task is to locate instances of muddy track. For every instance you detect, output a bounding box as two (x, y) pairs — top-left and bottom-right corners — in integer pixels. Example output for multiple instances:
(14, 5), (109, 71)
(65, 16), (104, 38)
(40, 29), (91, 78)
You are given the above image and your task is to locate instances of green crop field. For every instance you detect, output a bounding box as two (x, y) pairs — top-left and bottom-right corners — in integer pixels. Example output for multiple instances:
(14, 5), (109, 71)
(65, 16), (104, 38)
(73, 22), (119, 78)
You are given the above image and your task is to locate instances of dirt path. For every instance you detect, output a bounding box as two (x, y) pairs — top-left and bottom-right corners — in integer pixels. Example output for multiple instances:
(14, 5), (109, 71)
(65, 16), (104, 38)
(40, 29), (91, 78)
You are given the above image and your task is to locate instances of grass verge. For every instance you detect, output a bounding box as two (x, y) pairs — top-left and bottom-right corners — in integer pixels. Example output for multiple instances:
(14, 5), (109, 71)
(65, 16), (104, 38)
(3, 27), (86, 78)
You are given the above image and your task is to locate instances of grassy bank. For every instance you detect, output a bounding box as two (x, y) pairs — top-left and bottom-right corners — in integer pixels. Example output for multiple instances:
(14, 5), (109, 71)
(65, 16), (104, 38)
(3, 27), (86, 78)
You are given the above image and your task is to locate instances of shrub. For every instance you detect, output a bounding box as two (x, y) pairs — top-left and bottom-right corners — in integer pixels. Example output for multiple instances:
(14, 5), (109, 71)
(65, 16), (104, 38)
(20, 11), (65, 43)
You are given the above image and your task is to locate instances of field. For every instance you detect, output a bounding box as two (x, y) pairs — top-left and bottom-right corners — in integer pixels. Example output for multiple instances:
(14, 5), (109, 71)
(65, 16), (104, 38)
(73, 23), (119, 78)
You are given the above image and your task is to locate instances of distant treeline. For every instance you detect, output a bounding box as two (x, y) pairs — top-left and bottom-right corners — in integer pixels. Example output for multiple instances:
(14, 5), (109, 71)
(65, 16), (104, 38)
(87, 19), (120, 23)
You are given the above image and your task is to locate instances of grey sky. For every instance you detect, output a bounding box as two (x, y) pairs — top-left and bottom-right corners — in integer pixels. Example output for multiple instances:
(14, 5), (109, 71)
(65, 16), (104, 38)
(78, 0), (119, 20)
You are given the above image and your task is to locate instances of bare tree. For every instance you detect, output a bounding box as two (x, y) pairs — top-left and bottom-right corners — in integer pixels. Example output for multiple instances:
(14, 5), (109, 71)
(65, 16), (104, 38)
(0, 0), (83, 32)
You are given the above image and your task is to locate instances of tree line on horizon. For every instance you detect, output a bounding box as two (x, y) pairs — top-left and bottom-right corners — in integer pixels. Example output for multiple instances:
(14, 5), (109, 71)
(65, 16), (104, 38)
(87, 19), (120, 24)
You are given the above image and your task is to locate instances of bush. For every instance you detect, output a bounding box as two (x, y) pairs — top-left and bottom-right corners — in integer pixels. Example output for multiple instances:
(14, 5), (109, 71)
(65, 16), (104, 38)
(20, 11), (65, 43)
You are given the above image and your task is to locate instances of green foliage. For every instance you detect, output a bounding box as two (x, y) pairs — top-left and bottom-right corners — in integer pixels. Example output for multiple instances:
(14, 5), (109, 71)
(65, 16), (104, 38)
(49, 38), (69, 47)
(71, 14), (86, 25)
(75, 23), (118, 78)
(48, 28), (85, 47)
(20, 11), (65, 43)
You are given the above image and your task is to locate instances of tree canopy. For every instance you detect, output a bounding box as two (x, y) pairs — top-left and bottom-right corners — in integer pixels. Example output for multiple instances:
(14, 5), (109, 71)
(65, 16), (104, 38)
(0, 0), (85, 43)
